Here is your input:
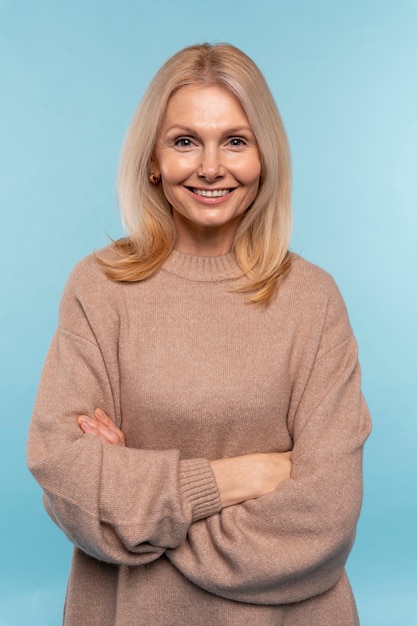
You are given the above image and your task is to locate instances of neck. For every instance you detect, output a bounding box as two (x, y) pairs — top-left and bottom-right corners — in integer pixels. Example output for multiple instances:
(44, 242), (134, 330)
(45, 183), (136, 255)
(173, 217), (240, 257)
(174, 237), (233, 257)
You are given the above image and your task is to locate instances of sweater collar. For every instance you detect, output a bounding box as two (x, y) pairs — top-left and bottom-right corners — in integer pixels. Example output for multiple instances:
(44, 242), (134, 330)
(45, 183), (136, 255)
(161, 249), (241, 283)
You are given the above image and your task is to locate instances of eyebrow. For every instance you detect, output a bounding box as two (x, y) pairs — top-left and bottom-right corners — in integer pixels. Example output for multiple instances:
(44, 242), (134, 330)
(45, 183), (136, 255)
(162, 125), (255, 135)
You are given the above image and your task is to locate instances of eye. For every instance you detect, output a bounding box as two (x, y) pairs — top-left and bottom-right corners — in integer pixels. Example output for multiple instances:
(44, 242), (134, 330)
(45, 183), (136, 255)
(174, 137), (194, 148)
(228, 137), (247, 147)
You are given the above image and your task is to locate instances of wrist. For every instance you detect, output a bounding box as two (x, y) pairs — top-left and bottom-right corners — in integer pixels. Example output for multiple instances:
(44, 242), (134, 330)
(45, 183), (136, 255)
(209, 454), (264, 508)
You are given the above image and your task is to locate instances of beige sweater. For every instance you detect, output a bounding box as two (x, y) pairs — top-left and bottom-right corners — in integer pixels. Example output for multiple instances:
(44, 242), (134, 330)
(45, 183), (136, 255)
(27, 248), (371, 625)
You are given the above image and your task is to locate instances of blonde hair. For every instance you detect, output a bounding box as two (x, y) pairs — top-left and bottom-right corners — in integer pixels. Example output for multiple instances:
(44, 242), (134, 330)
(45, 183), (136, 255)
(98, 43), (292, 303)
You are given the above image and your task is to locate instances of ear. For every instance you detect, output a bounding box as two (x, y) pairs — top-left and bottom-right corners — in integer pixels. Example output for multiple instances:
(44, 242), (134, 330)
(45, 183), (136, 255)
(150, 155), (160, 178)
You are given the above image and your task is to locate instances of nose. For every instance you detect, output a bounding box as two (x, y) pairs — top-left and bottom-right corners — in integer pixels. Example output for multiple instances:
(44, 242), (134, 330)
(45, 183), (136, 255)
(198, 146), (224, 181)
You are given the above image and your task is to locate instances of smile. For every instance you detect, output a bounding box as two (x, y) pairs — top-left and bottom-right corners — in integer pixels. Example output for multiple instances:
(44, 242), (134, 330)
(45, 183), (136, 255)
(192, 188), (231, 198)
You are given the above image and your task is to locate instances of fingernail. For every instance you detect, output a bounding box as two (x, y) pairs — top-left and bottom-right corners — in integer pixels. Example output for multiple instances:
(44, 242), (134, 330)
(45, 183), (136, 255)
(78, 416), (91, 428)
(95, 408), (104, 418)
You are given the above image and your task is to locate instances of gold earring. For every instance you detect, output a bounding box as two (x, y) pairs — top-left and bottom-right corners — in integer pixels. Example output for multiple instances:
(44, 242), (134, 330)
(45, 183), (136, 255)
(149, 173), (160, 184)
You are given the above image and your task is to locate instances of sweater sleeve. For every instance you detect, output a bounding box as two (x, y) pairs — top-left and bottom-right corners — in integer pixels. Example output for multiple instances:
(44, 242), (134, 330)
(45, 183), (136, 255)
(27, 264), (221, 566)
(166, 282), (371, 604)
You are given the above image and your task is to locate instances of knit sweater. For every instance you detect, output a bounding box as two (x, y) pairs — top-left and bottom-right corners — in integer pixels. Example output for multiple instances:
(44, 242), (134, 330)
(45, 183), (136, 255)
(27, 248), (371, 626)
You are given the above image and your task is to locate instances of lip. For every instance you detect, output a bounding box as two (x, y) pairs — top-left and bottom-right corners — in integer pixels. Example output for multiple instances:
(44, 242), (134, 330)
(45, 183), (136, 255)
(185, 186), (236, 204)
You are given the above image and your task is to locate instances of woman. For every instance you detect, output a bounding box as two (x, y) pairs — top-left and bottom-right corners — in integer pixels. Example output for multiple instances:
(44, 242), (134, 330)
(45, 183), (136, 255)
(27, 43), (371, 625)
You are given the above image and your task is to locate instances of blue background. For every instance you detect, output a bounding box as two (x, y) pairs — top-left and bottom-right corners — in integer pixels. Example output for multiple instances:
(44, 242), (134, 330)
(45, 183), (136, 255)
(1, 1), (416, 624)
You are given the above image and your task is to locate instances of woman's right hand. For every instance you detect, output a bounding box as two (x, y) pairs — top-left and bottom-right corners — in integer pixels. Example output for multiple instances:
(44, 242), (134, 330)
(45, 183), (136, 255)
(210, 451), (292, 509)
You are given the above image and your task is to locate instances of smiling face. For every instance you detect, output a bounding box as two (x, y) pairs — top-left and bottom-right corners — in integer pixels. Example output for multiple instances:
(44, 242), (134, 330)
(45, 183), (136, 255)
(153, 84), (262, 255)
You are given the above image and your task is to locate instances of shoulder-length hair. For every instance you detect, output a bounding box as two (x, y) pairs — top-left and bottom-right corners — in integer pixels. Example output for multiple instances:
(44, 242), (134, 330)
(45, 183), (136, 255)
(98, 42), (292, 304)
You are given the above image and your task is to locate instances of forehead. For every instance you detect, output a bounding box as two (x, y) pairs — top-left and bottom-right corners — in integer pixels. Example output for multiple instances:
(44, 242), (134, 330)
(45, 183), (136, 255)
(161, 84), (251, 130)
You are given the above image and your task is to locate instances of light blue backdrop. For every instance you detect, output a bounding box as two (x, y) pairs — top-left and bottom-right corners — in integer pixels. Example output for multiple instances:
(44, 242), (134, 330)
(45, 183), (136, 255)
(1, 1), (416, 624)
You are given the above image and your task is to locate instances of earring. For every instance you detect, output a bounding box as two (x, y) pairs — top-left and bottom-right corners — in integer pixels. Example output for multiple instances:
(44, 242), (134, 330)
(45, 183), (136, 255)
(149, 173), (160, 184)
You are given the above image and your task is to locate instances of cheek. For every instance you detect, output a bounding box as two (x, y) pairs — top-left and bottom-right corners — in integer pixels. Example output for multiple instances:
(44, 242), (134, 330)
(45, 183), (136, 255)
(160, 180), (177, 207)
(159, 162), (178, 183)
(235, 157), (262, 186)
(159, 154), (195, 183)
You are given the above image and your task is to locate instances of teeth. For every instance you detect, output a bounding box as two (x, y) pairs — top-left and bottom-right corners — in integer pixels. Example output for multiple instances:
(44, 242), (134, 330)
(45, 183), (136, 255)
(193, 188), (230, 197)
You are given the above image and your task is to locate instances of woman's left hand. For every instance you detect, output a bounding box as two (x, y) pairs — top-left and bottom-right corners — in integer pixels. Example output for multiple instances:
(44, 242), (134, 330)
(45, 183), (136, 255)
(78, 408), (126, 447)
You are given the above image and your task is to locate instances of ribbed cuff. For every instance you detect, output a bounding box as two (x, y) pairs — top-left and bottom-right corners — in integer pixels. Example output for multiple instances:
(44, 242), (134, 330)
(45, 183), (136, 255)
(179, 458), (222, 523)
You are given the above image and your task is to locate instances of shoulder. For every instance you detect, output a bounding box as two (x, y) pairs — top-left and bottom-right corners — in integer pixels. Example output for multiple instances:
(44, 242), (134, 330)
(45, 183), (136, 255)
(281, 253), (346, 312)
(62, 245), (119, 299)
(286, 253), (340, 295)
(58, 245), (125, 331)
(279, 253), (352, 341)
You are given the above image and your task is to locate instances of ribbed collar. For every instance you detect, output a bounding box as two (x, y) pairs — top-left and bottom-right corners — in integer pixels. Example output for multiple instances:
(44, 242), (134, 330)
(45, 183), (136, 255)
(161, 249), (241, 283)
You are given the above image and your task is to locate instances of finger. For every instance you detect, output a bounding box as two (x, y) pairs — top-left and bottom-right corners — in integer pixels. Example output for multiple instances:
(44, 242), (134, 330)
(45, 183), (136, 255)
(94, 408), (126, 445)
(94, 408), (125, 445)
(94, 408), (114, 426)
(78, 415), (113, 445)
(78, 415), (124, 446)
